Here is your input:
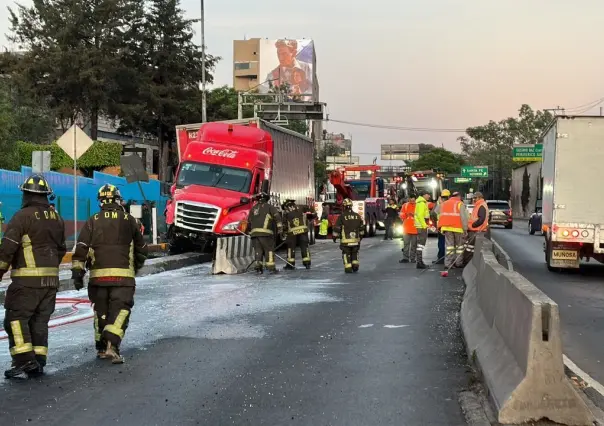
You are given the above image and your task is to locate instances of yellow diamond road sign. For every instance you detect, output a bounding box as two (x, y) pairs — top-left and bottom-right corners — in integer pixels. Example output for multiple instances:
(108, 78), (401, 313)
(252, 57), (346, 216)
(56, 125), (94, 160)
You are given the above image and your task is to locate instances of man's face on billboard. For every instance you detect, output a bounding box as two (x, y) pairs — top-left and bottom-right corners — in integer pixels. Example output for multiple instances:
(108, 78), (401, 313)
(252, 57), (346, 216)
(277, 46), (295, 67)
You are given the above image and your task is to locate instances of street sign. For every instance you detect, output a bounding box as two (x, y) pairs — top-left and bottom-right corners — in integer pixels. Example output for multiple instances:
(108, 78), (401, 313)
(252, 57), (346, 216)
(513, 144), (543, 162)
(32, 151), (51, 173)
(461, 166), (488, 178)
(56, 124), (94, 160)
(454, 177), (471, 183)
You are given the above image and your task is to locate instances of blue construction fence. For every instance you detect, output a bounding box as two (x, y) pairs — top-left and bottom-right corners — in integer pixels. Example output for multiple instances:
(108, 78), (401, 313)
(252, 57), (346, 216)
(0, 167), (169, 242)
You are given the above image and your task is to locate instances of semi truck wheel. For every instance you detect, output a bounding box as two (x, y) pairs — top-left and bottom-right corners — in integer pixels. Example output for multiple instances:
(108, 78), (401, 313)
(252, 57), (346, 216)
(545, 236), (558, 272)
(308, 226), (316, 245)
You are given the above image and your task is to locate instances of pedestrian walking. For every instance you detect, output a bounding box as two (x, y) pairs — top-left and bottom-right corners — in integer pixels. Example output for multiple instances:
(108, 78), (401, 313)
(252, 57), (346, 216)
(282, 199), (312, 270)
(464, 192), (489, 265)
(437, 192), (468, 269)
(245, 191), (283, 273)
(71, 184), (148, 364)
(414, 192), (432, 269)
(333, 198), (364, 273)
(431, 190), (450, 264)
(1, 174), (66, 378)
(399, 197), (417, 263)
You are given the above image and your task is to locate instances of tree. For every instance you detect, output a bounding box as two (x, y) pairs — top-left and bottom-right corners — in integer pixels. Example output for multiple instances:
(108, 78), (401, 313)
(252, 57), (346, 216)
(408, 148), (465, 174)
(6, 0), (146, 139)
(285, 120), (308, 136)
(116, 0), (218, 179)
(205, 86), (253, 122)
(458, 104), (553, 199)
(521, 167), (530, 215)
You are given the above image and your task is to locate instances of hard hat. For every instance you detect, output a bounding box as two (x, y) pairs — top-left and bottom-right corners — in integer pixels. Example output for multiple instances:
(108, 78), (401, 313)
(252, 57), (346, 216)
(452, 191), (460, 197)
(97, 184), (122, 204)
(441, 189), (451, 197)
(342, 198), (353, 207)
(20, 174), (53, 195)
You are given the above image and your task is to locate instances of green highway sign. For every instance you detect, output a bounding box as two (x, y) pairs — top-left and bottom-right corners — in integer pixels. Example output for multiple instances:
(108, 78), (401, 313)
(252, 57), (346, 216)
(461, 166), (488, 178)
(513, 144), (542, 162)
(454, 177), (472, 183)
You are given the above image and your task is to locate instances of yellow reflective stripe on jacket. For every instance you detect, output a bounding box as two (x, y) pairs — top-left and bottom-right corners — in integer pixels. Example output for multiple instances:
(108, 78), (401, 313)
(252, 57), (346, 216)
(129, 241), (134, 271)
(11, 267), (59, 277)
(250, 228), (273, 235)
(90, 268), (135, 278)
(21, 235), (36, 267)
(288, 225), (308, 234)
(441, 226), (464, 233)
(0, 261), (9, 270)
(9, 320), (33, 355)
(263, 214), (272, 229)
(341, 238), (360, 244)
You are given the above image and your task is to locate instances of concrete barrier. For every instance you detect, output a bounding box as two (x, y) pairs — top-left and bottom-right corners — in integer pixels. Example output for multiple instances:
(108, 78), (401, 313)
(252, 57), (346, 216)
(461, 236), (594, 425)
(212, 235), (255, 275)
(490, 237), (514, 271)
(0, 253), (210, 304)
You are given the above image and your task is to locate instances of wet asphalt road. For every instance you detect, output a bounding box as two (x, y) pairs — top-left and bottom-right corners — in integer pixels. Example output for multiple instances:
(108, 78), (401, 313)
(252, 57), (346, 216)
(492, 226), (604, 385)
(0, 237), (470, 426)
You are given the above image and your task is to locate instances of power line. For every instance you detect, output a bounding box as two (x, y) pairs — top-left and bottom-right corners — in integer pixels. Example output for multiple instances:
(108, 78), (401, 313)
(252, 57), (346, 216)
(325, 118), (466, 133)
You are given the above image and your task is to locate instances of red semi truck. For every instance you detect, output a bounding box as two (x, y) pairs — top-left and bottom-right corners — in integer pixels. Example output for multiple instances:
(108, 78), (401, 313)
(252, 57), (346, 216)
(164, 118), (316, 253)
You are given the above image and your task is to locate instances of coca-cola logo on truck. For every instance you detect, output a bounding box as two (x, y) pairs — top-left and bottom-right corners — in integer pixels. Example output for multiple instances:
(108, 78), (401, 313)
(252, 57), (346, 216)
(202, 147), (238, 158)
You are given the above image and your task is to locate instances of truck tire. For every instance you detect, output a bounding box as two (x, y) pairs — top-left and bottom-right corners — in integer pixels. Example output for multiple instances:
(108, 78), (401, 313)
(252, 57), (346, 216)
(545, 237), (557, 272)
(308, 225), (316, 245)
(528, 221), (535, 235)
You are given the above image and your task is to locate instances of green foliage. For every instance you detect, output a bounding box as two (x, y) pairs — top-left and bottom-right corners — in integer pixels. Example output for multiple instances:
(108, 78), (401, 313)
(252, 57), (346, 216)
(14, 140), (122, 171)
(521, 167), (530, 213)
(408, 147), (465, 174)
(285, 120), (309, 136)
(206, 86), (253, 121)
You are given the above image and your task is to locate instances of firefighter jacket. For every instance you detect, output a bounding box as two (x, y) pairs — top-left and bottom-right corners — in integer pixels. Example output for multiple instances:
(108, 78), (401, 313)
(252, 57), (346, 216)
(0, 199), (66, 288)
(469, 199), (489, 232)
(333, 211), (365, 246)
(437, 197), (469, 233)
(400, 202), (417, 235)
(283, 205), (309, 236)
(414, 197), (430, 229)
(72, 203), (148, 286)
(247, 201), (283, 237)
(384, 203), (399, 219)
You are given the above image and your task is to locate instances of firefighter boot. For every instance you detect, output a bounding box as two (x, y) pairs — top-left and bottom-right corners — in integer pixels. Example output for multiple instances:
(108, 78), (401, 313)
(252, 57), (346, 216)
(28, 356), (46, 377)
(4, 360), (41, 379)
(105, 341), (124, 365)
(255, 261), (264, 274)
(352, 262), (359, 272)
(303, 261), (311, 270)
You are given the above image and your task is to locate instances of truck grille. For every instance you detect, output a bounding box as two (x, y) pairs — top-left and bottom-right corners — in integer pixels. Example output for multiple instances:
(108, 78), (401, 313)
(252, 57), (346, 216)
(174, 201), (221, 233)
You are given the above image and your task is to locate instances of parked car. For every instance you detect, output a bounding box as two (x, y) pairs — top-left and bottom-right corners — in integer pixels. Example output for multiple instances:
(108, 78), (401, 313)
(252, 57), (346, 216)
(528, 199), (542, 235)
(486, 200), (513, 229)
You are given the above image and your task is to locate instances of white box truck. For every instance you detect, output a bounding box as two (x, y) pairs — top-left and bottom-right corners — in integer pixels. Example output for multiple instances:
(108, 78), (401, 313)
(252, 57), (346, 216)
(542, 115), (604, 270)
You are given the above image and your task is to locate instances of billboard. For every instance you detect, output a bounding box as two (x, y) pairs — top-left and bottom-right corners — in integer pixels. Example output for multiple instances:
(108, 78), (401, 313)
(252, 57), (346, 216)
(259, 39), (315, 101)
(381, 144), (420, 161)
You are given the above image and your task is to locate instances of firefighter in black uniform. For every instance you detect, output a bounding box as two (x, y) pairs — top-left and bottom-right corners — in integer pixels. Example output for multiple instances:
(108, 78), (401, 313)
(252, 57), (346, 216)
(71, 184), (147, 364)
(0, 174), (66, 378)
(333, 198), (365, 273)
(282, 199), (311, 270)
(383, 198), (400, 240)
(245, 192), (282, 274)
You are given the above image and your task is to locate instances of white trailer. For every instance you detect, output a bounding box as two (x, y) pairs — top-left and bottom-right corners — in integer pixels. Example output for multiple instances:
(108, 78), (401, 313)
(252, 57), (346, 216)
(541, 115), (604, 270)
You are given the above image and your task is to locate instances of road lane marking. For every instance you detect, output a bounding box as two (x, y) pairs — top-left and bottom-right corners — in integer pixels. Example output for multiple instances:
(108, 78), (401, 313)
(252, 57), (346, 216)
(358, 324), (374, 328)
(384, 325), (409, 328)
(564, 355), (604, 398)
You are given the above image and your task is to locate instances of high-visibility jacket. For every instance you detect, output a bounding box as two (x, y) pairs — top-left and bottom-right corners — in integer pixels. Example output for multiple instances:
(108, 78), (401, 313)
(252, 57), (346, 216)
(400, 202), (417, 235)
(414, 197), (430, 229)
(438, 197), (464, 233)
(469, 199), (489, 232)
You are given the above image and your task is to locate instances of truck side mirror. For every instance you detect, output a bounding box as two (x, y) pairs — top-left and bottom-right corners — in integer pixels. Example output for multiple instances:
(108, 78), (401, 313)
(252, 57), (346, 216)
(240, 196), (250, 204)
(261, 179), (270, 194)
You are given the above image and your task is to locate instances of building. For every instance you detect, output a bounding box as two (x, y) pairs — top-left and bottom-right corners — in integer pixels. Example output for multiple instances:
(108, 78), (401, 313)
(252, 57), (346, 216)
(233, 38), (319, 102)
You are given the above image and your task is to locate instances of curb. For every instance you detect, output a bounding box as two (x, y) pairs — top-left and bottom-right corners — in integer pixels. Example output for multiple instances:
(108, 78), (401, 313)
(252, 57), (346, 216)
(0, 252), (210, 304)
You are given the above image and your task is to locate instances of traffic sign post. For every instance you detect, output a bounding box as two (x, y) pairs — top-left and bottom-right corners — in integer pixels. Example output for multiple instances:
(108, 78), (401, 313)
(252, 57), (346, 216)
(454, 177), (472, 183)
(513, 144), (542, 162)
(461, 166), (488, 178)
(56, 125), (94, 250)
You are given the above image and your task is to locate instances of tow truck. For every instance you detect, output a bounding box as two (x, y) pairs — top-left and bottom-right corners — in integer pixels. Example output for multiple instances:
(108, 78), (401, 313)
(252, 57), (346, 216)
(314, 165), (387, 237)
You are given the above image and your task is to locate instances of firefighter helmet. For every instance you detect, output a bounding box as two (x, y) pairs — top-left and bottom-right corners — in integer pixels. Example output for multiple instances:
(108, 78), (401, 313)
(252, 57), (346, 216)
(20, 174), (53, 195)
(97, 184), (122, 204)
(342, 198), (353, 209)
(441, 189), (451, 197)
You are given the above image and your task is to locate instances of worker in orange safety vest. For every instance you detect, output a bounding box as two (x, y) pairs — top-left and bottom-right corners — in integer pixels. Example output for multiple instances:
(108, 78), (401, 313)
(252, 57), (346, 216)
(464, 192), (489, 265)
(398, 197), (417, 263)
(437, 192), (468, 269)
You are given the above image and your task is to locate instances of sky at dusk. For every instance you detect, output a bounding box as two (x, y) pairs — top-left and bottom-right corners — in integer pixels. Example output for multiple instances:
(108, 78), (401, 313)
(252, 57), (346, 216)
(2, 0), (604, 164)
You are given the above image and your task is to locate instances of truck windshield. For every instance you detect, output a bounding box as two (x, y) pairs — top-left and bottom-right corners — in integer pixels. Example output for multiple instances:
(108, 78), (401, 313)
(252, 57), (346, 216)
(347, 181), (370, 200)
(177, 162), (252, 193)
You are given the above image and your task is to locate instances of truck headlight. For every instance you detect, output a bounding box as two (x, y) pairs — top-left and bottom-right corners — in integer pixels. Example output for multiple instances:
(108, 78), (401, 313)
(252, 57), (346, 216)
(222, 221), (241, 231)
(395, 225), (403, 234)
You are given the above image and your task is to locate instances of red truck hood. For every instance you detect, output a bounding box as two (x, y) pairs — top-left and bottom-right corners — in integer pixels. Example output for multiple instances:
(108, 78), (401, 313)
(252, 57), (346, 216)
(173, 185), (246, 209)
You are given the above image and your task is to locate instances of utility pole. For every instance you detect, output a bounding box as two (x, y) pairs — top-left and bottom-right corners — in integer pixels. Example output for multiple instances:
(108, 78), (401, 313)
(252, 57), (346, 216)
(200, 0), (207, 123)
(600, 107), (602, 117)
